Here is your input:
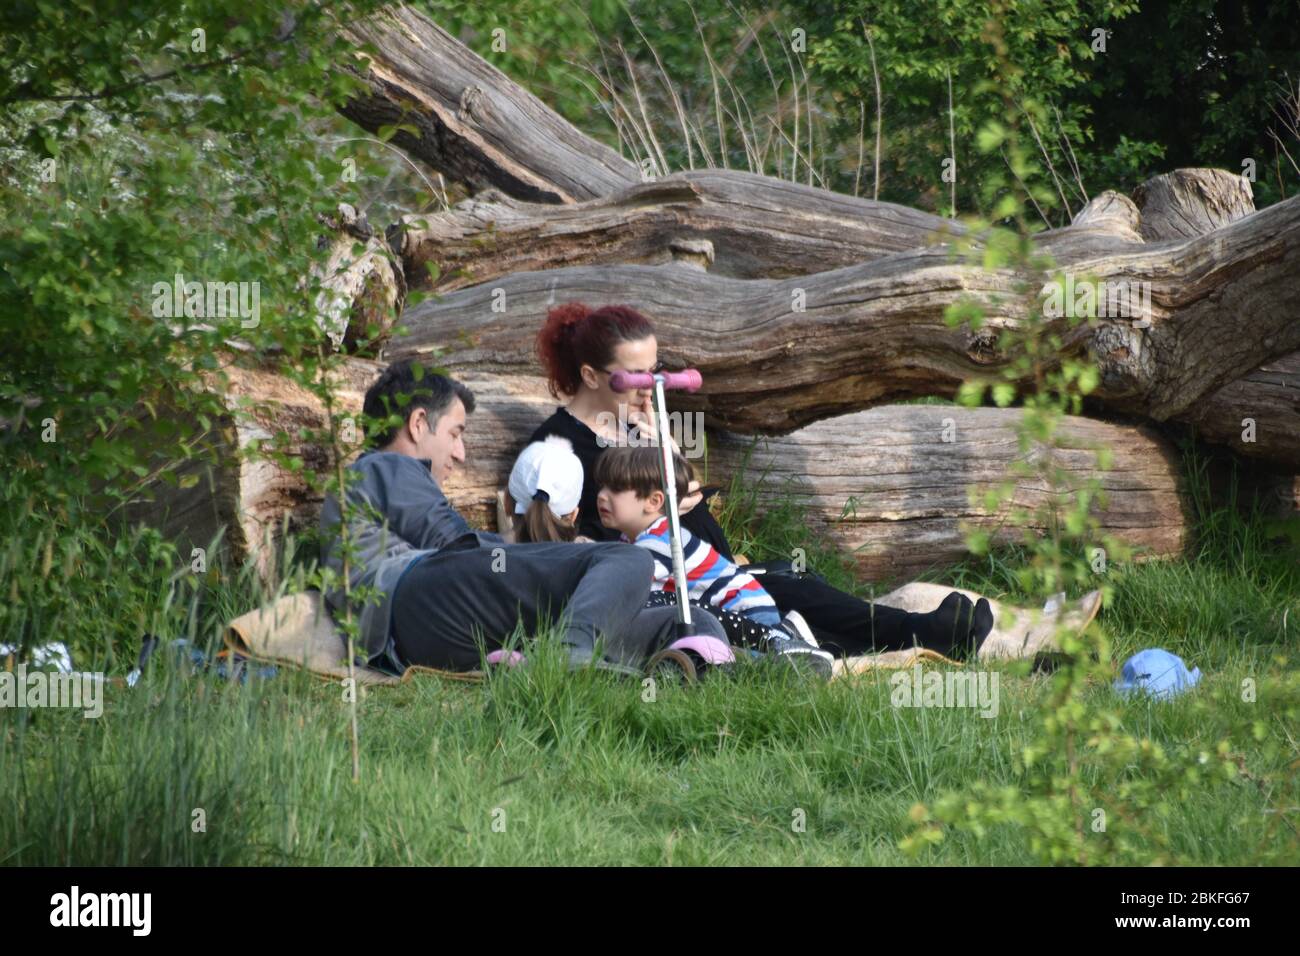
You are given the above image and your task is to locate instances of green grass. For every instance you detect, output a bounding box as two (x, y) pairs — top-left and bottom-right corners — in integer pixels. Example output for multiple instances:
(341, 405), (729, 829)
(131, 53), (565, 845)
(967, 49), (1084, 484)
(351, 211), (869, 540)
(3, 449), (1298, 865)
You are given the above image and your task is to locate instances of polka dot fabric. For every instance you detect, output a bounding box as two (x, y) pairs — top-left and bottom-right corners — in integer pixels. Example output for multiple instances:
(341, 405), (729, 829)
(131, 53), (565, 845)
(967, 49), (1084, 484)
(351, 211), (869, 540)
(643, 590), (775, 650)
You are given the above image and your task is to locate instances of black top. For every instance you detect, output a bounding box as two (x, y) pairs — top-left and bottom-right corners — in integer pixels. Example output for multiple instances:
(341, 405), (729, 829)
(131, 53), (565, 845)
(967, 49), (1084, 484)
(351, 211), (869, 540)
(527, 406), (734, 558)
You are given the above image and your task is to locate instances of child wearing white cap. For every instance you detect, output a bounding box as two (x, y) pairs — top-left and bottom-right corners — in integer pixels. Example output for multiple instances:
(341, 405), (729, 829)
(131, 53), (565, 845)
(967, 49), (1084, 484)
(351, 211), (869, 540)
(507, 435), (590, 544)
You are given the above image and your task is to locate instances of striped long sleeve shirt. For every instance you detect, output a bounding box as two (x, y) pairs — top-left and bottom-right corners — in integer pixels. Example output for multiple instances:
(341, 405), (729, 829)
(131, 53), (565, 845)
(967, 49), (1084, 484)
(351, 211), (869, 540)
(629, 516), (781, 625)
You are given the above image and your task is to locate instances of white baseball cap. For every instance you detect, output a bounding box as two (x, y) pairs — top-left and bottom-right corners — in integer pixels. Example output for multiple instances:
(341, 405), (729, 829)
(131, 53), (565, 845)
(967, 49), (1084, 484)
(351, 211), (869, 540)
(508, 436), (585, 519)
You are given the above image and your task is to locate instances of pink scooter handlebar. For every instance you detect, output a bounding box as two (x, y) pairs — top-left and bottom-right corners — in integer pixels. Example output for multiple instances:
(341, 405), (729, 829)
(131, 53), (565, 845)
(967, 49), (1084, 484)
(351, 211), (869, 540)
(608, 369), (703, 393)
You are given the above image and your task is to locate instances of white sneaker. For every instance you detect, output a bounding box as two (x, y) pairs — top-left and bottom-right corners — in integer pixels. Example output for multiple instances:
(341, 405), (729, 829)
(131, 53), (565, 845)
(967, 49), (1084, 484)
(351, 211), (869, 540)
(780, 609), (818, 648)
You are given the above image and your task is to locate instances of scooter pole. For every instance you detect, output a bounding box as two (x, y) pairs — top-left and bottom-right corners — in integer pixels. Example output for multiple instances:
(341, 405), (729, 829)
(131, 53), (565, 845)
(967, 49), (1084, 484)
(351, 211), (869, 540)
(651, 374), (693, 637)
(610, 369), (704, 641)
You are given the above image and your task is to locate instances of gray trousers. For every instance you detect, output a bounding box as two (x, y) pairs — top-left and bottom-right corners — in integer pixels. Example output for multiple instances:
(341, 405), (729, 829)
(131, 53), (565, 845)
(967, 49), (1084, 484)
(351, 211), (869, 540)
(389, 541), (728, 672)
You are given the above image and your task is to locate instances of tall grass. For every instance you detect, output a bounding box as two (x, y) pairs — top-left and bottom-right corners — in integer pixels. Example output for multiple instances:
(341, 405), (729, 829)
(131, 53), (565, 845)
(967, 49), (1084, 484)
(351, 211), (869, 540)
(573, 0), (835, 186)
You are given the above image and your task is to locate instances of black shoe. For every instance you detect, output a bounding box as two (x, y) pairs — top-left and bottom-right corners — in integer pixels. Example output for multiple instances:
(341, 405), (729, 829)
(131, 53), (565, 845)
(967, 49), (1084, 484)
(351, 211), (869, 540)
(971, 598), (994, 653)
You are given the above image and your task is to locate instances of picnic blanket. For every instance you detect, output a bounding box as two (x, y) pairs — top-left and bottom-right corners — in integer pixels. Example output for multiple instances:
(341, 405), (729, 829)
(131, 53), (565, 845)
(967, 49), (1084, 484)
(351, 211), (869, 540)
(867, 582), (1103, 663)
(226, 583), (1102, 685)
(225, 591), (484, 685)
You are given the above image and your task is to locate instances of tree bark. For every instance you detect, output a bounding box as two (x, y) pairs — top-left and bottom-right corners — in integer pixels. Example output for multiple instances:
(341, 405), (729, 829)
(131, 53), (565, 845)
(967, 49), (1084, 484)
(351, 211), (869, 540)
(367, 173), (1300, 472)
(312, 203), (404, 354)
(1129, 170), (1300, 473)
(395, 176), (1227, 293)
(127, 362), (554, 580)
(707, 404), (1187, 580)
(438, 378), (1189, 580)
(337, 10), (1299, 468)
(385, 194), (1300, 465)
(124, 356), (384, 586)
(1182, 351), (1300, 467)
(132, 362), (1189, 583)
(1132, 168), (1256, 242)
(339, 5), (637, 204)
(393, 171), (961, 290)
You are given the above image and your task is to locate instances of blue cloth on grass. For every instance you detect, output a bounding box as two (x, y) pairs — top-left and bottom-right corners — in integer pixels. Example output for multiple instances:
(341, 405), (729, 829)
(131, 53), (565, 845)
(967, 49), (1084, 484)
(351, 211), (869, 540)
(1114, 648), (1201, 700)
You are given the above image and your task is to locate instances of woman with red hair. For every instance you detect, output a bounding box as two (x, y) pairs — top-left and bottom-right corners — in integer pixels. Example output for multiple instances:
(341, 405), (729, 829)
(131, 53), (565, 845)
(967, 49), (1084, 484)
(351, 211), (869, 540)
(529, 301), (730, 554)
(522, 302), (995, 662)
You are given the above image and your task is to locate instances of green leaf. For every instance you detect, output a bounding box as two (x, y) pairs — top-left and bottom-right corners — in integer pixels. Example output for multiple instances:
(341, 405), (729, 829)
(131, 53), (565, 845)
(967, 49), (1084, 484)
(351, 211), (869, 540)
(976, 121), (1006, 153)
(956, 380), (986, 407)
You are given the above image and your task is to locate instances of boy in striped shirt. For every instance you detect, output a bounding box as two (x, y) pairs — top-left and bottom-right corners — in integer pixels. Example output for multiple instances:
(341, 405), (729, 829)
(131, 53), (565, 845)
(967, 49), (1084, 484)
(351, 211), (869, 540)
(594, 445), (833, 677)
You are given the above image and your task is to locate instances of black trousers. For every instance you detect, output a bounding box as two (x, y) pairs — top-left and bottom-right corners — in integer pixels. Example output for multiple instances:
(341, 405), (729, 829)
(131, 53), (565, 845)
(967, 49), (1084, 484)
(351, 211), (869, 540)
(759, 570), (967, 659)
(389, 541), (728, 672)
(683, 506), (962, 658)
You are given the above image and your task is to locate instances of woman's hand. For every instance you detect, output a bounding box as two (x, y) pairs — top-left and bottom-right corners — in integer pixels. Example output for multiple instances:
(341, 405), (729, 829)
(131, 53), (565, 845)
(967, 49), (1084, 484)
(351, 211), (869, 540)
(678, 479), (703, 515)
(625, 391), (655, 434)
(629, 400), (686, 458)
(574, 534), (596, 543)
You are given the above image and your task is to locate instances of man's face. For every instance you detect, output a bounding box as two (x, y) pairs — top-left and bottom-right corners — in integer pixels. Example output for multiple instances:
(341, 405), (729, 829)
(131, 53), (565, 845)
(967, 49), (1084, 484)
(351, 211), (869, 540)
(414, 398), (467, 484)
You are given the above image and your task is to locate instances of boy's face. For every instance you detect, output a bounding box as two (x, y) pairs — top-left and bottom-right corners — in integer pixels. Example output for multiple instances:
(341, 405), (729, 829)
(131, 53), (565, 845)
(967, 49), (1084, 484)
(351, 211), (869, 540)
(596, 485), (664, 536)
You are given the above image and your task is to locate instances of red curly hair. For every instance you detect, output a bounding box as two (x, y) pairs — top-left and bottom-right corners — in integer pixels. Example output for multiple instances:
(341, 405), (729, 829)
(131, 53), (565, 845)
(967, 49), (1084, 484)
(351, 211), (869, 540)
(535, 302), (656, 398)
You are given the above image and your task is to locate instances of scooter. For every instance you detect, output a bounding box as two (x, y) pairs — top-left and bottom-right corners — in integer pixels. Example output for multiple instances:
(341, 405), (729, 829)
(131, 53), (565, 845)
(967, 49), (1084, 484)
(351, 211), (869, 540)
(609, 367), (736, 683)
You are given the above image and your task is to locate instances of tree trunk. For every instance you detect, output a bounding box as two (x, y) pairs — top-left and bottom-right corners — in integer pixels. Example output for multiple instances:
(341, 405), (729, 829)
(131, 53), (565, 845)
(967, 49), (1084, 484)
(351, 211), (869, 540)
(393, 171), (961, 290)
(440, 378), (1189, 581)
(139, 5), (1263, 586)
(312, 203), (404, 354)
(339, 5), (637, 204)
(124, 356), (383, 586)
(707, 405), (1187, 580)
(395, 174), (1252, 293)
(385, 194), (1300, 466)
(339, 8), (1299, 470)
(1132, 168), (1256, 241)
(127, 362), (554, 579)
(1182, 351), (1300, 468)
(131, 361), (1189, 582)
(1129, 171), (1300, 473)
(386, 173), (1300, 469)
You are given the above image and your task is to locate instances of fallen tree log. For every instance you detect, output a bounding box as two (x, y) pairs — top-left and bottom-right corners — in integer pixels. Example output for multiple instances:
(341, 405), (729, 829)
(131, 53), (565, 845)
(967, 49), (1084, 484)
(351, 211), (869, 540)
(339, 5), (637, 203)
(386, 194), (1300, 465)
(133, 361), (1187, 583)
(125, 361), (555, 580)
(124, 357), (383, 585)
(1183, 351), (1300, 467)
(393, 171), (961, 290)
(1132, 168), (1256, 242)
(1128, 170), (1300, 472)
(424, 377), (1189, 582)
(707, 404), (1187, 580)
(336, 7), (1258, 288)
(312, 203), (404, 354)
(315, 163), (1297, 474)
(337, 9), (1299, 468)
(392, 171), (1235, 293)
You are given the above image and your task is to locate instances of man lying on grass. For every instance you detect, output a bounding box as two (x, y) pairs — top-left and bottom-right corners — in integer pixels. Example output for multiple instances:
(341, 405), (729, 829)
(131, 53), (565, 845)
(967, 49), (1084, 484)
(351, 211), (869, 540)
(319, 360), (730, 676)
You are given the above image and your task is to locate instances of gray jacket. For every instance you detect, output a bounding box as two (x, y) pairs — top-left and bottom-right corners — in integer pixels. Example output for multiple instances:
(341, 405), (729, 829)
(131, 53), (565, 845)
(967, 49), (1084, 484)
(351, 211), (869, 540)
(319, 450), (503, 665)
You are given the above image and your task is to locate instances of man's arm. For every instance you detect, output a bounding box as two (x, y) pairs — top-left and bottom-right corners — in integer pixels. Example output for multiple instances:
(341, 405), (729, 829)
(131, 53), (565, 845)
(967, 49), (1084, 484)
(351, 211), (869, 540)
(369, 454), (502, 550)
